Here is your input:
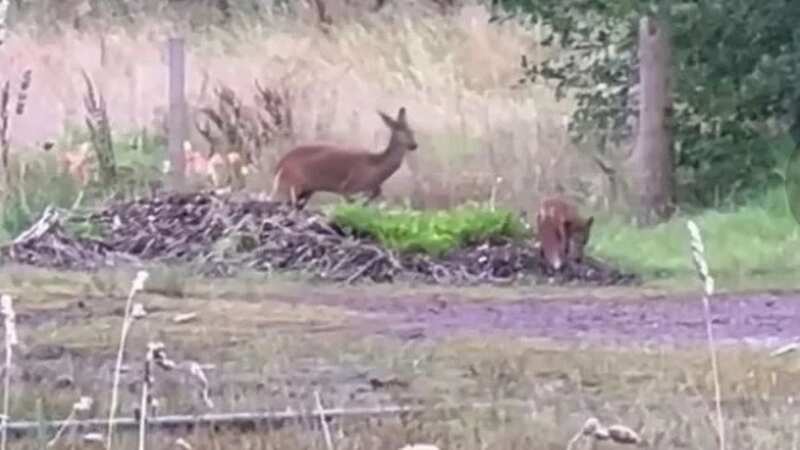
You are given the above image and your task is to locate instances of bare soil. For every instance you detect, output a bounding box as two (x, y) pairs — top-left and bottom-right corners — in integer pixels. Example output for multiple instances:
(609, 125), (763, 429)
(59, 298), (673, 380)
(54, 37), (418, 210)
(265, 288), (800, 348)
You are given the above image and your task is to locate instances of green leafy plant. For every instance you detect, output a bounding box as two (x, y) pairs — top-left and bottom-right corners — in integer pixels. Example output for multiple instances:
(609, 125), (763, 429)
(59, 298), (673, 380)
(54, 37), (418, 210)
(329, 202), (529, 256)
(504, 0), (800, 207)
(0, 129), (166, 241)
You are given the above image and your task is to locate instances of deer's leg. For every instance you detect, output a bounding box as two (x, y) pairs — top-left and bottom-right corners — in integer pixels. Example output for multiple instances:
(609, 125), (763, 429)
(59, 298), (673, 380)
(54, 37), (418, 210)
(365, 186), (382, 204)
(294, 191), (313, 210)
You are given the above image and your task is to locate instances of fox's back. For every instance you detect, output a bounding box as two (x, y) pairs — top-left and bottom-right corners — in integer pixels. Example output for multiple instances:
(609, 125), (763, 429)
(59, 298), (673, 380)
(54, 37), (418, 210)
(537, 197), (579, 226)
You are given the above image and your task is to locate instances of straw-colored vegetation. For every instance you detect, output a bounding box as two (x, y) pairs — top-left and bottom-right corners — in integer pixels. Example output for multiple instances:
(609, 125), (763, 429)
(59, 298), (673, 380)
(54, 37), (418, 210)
(0, 1), (799, 449)
(0, 265), (798, 449)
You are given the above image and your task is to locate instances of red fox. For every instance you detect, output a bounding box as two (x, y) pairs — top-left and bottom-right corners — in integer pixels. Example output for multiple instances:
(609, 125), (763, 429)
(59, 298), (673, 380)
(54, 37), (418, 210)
(536, 196), (594, 270)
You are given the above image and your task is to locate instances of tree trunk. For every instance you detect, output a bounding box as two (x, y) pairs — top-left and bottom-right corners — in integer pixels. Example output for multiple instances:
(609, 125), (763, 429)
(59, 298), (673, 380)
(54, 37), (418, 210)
(630, 14), (675, 226)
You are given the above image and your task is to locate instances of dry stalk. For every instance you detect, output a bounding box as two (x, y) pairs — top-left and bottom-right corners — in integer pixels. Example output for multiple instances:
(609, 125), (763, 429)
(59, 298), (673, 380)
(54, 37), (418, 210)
(686, 219), (724, 450)
(139, 342), (176, 450)
(0, 0), (7, 46)
(0, 295), (17, 450)
(188, 362), (214, 409)
(106, 270), (149, 450)
(0, 80), (9, 179)
(81, 69), (116, 187)
(565, 417), (640, 450)
(314, 390), (334, 450)
(488, 176), (503, 211)
(83, 432), (103, 443)
(0, 69), (32, 188)
(46, 396), (94, 447)
(194, 80), (293, 189)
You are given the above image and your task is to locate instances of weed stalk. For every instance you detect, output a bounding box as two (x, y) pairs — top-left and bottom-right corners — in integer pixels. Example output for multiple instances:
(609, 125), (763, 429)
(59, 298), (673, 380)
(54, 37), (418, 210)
(106, 270), (149, 450)
(687, 219), (724, 450)
(0, 294), (17, 450)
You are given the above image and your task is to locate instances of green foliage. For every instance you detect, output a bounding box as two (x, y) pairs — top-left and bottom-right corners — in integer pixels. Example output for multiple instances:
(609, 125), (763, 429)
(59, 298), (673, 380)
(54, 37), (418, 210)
(0, 160), (82, 242)
(591, 188), (800, 279)
(329, 203), (529, 256)
(506, 0), (800, 206)
(0, 129), (166, 241)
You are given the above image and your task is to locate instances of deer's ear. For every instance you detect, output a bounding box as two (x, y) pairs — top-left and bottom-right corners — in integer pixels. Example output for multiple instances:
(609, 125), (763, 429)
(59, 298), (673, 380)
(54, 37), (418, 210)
(378, 110), (396, 127)
(396, 106), (407, 123)
(584, 216), (594, 229)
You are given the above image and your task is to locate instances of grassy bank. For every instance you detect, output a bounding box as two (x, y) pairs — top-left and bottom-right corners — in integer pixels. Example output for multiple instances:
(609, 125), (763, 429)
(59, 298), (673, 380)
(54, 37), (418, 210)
(325, 191), (800, 291)
(591, 188), (800, 287)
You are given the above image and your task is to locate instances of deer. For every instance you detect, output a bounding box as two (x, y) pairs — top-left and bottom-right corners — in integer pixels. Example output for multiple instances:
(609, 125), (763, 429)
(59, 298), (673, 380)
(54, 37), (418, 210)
(536, 196), (594, 271)
(268, 106), (418, 209)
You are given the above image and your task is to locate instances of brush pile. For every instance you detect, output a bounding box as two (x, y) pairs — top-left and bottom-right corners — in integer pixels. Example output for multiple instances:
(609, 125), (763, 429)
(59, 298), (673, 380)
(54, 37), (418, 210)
(0, 192), (638, 286)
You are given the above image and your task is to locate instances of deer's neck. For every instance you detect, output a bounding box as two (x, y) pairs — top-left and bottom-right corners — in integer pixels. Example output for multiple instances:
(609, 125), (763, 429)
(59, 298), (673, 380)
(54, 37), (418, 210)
(368, 139), (406, 178)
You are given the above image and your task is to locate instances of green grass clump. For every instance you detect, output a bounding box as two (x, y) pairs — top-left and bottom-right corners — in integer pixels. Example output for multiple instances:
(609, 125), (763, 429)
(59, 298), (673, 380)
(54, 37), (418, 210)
(328, 203), (529, 256)
(590, 188), (800, 282)
(0, 129), (166, 242)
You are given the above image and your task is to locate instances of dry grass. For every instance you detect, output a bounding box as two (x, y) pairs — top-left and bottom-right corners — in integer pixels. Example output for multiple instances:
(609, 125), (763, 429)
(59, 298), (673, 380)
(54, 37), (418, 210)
(0, 266), (799, 448)
(688, 219), (725, 450)
(0, 294), (18, 450)
(106, 270), (148, 450)
(0, 0), (607, 212)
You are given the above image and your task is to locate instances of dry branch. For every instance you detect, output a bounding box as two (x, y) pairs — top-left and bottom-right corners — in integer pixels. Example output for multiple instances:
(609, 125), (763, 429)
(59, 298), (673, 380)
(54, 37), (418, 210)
(0, 192), (638, 287)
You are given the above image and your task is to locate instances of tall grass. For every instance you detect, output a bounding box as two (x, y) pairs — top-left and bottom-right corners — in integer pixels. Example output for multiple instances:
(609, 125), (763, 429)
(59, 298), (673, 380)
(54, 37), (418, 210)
(0, 0), (593, 213)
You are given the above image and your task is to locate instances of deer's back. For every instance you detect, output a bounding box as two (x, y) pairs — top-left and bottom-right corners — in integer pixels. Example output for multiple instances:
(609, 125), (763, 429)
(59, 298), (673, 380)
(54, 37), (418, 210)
(276, 144), (379, 192)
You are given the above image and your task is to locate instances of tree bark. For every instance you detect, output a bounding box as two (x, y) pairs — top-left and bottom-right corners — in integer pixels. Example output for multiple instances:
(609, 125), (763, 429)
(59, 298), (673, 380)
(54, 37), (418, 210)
(630, 14), (675, 226)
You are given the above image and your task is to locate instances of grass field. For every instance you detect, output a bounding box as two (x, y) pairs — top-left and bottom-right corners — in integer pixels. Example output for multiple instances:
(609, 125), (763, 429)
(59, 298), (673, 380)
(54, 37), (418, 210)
(2, 265), (800, 449)
(2, 1), (800, 449)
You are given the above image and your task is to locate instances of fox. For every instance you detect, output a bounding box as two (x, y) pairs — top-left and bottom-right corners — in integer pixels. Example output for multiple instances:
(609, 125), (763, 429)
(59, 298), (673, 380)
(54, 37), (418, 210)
(536, 196), (594, 270)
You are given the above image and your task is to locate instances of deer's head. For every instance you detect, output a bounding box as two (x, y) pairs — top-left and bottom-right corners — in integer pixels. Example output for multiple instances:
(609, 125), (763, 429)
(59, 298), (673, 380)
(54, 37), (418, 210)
(379, 106), (418, 152)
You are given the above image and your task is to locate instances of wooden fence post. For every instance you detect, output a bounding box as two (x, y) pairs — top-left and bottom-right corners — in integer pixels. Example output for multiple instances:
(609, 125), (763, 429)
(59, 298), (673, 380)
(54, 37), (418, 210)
(167, 37), (187, 191)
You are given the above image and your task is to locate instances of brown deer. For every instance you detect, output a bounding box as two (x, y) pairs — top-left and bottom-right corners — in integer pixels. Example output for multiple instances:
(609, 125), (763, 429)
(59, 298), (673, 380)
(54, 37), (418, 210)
(268, 106), (418, 209)
(536, 196), (594, 270)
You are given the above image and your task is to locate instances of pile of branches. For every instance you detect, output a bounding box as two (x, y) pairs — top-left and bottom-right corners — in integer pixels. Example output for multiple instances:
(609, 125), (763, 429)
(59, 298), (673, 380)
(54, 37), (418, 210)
(0, 192), (638, 286)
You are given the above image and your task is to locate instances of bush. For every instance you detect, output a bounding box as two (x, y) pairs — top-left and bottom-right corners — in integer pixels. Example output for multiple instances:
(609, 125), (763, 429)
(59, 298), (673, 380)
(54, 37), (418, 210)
(328, 203), (529, 256)
(0, 129), (166, 241)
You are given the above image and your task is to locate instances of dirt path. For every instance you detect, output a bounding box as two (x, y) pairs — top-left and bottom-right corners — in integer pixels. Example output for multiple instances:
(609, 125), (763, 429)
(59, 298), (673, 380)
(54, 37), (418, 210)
(281, 290), (800, 347)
